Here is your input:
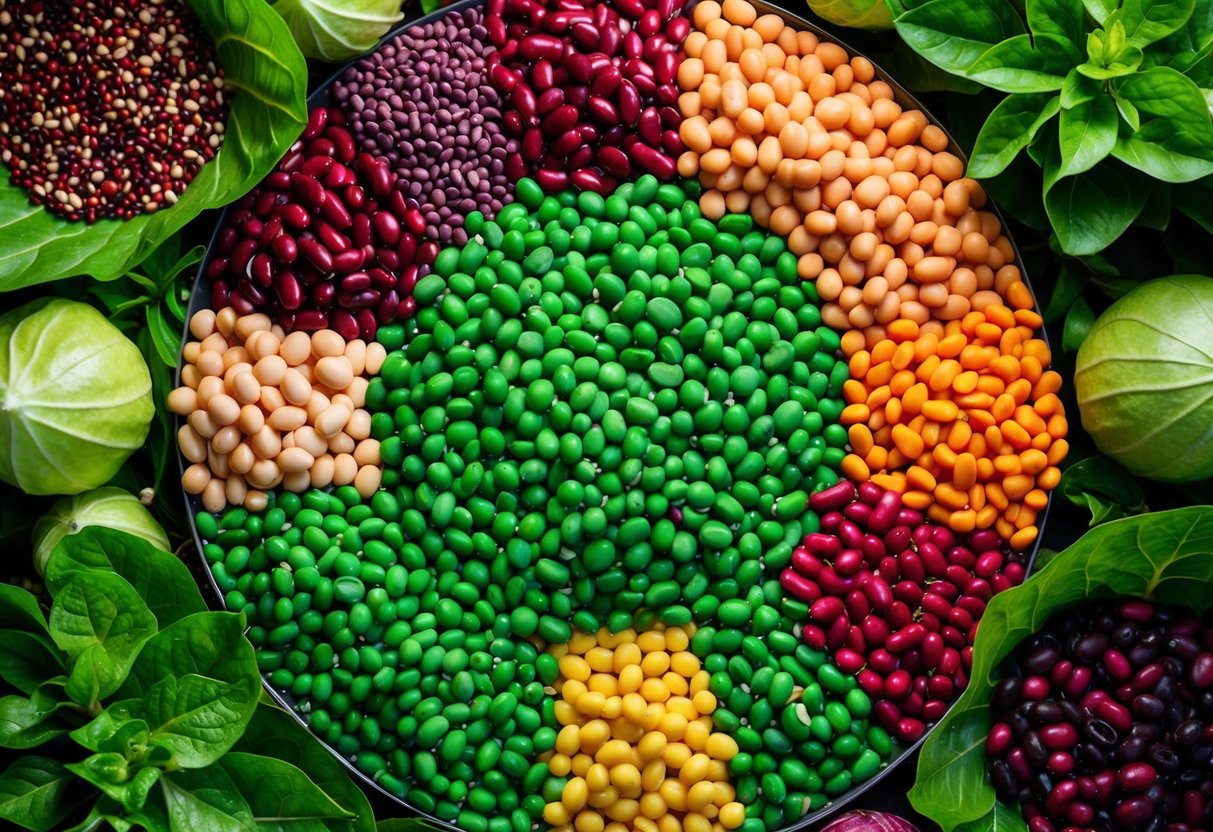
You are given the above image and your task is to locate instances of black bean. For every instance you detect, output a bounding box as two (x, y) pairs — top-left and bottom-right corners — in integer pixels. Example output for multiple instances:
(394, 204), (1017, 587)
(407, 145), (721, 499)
(1085, 718), (1119, 747)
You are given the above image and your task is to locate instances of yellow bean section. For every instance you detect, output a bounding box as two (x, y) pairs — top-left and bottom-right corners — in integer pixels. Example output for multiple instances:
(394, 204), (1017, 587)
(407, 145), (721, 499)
(543, 625), (745, 832)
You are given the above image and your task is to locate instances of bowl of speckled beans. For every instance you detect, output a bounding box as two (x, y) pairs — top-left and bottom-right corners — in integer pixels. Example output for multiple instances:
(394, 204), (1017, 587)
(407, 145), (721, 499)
(172, 0), (1068, 829)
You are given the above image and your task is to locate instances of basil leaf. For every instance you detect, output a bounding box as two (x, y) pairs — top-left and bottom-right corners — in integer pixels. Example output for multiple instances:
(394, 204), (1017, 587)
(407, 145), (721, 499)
(0, 631), (64, 696)
(70, 711), (151, 756)
(64, 755), (160, 813)
(910, 507), (1213, 831)
(45, 527), (206, 628)
(1082, 0), (1116, 24)
(116, 612), (258, 768)
(968, 33), (1080, 92)
(1043, 160), (1150, 255)
(1060, 456), (1148, 526)
(0, 584), (49, 636)
(235, 704), (377, 832)
(1057, 93), (1119, 176)
(0, 0), (307, 291)
(891, 0), (1026, 75)
(1120, 0), (1197, 46)
(0, 756), (84, 832)
(1026, 0), (1084, 46)
(219, 752), (355, 827)
(48, 572), (156, 706)
(1112, 67), (1213, 181)
(0, 694), (73, 749)
(969, 94), (1062, 178)
(1060, 70), (1099, 108)
(160, 766), (256, 832)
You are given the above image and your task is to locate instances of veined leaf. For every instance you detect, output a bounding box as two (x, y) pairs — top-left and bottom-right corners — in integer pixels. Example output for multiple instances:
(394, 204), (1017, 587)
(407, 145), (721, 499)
(891, 0), (1026, 75)
(968, 33), (1080, 92)
(0, 756), (85, 832)
(969, 94), (1062, 178)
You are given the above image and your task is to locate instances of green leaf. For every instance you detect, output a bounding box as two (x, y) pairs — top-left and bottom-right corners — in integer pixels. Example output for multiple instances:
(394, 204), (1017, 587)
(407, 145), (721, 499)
(1043, 159), (1150, 254)
(0, 756), (85, 832)
(883, 42), (985, 93)
(969, 94), (1062, 178)
(46, 527), (206, 629)
(1113, 91), (1142, 130)
(70, 710), (151, 756)
(1112, 66), (1213, 181)
(1026, 0), (1085, 45)
(1060, 69), (1099, 107)
(1173, 174), (1213, 232)
(48, 572), (157, 706)
(910, 507), (1213, 831)
(1120, 0), (1197, 46)
(968, 33), (1080, 92)
(219, 752), (355, 828)
(1041, 259), (1086, 323)
(1082, 0), (1116, 24)
(1058, 93), (1119, 176)
(161, 765), (257, 832)
(807, 0), (894, 30)
(0, 0), (306, 291)
(0, 694), (73, 749)
(147, 305), (182, 368)
(65, 755), (161, 813)
(1076, 46), (1144, 79)
(236, 704), (376, 832)
(1061, 295), (1096, 352)
(1060, 456), (1148, 526)
(891, 0), (1027, 75)
(117, 612), (259, 768)
(0, 631), (65, 696)
(0, 584), (49, 635)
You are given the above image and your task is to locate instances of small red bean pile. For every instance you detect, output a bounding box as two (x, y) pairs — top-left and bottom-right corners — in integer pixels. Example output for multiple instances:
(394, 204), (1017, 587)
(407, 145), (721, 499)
(988, 600), (1213, 832)
(334, 7), (519, 246)
(209, 106), (436, 342)
(0, 0), (227, 221)
(486, 0), (691, 193)
(780, 480), (1027, 742)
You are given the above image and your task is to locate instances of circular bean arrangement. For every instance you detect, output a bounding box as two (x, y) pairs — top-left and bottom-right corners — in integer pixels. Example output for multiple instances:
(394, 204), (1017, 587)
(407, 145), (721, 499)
(180, 1), (1069, 830)
(987, 600), (1213, 832)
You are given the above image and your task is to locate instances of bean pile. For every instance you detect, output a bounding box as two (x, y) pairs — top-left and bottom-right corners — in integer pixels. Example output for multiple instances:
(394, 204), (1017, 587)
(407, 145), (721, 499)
(0, 0), (227, 221)
(371, 175), (848, 633)
(674, 0), (1031, 350)
(170, 309), (387, 511)
(210, 106), (436, 341)
(781, 480), (1026, 743)
(335, 7), (518, 246)
(485, 0), (690, 193)
(838, 308), (1065, 549)
(987, 600), (1213, 832)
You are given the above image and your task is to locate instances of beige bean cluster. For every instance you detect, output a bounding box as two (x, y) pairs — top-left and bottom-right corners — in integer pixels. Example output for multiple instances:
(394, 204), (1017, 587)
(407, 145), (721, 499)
(169, 309), (387, 513)
(675, 0), (1035, 356)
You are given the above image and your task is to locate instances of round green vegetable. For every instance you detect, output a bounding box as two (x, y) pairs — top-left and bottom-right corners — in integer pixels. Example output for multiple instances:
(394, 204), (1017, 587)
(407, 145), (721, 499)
(32, 487), (169, 576)
(0, 298), (154, 495)
(1075, 275), (1213, 482)
(272, 0), (403, 62)
(805, 0), (892, 30)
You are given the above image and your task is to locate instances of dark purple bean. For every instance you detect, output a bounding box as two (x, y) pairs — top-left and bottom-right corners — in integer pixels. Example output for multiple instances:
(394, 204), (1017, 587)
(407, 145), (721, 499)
(319, 192), (352, 229)
(274, 270), (303, 310)
(298, 238), (334, 273)
(331, 249), (365, 273)
(290, 173), (326, 209)
(279, 203), (310, 230)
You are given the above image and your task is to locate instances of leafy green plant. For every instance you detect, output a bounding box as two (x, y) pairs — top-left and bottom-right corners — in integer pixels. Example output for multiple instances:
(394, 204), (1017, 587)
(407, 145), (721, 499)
(887, 0), (1213, 255)
(1058, 455), (1148, 524)
(0, 526), (374, 831)
(907, 506), (1213, 832)
(0, 0), (308, 291)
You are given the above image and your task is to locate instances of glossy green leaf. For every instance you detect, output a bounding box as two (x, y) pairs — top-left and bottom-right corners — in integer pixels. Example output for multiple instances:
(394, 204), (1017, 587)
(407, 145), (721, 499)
(0, 631), (64, 696)
(1060, 455), (1148, 526)
(0, 694), (72, 749)
(1026, 0), (1085, 45)
(0, 585), (49, 636)
(1060, 70), (1098, 108)
(1057, 93), (1118, 176)
(117, 612), (258, 768)
(65, 756), (160, 814)
(968, 33), (1080, 92)
(1061, 295), (1096, 352)
(891, 0), (1026, 75)
(1041, 260), (1086, 323)
(1120, 0), (1197, 46)
(1043, 160), (1149, 254)
(1112, 66), (1213, 181)
(910, 507), (1213, 831)
(235, 704), (375, 832)
(160, 765), (256, 832)
(1082, 0), (1116, 24)
(48, 572), (156, 706)
(1075, 46), (1144, 79)
(45, 527), (206, 629)
(219, 753), (355, 828)
(0, 0), (306, 291)
(0, 756), (84, 832)
(968, 94), (1061, 178)
(807, 0), (894, 29)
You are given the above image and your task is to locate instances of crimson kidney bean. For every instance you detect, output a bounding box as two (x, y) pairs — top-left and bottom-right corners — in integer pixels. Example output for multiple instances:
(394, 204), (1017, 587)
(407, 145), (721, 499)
(987, 600), (1213, 832)
(211, 106), (433, 337)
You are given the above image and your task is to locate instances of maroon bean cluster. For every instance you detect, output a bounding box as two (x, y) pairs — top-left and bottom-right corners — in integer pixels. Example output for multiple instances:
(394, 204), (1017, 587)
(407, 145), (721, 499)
(780, 480), (1027, 743)
(209, 106), (436, 342)
(0, 0), (227, 221)
(333, 7), (518, 246)
(987, 600), (1213, 832)
(485, 0), (691, 194)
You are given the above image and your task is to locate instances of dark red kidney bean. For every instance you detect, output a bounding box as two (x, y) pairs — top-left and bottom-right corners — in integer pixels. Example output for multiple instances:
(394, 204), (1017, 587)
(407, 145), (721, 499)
(267, 233), (296, 265)
(833, 548), (864, 576)
(216, 227), (239, 254)
(654, 49), (679, 84)
(326, 309), (356, 340)
(362, 160), (392, 199)
(258, 217), (284, 247)
(551, 129), (584, 157)
(622, 29), (643, 59)
(397, 296), (417, 319)
(567, 144), (595, 170)
(378, 290), (401, 323)
(522, 127), (545, 161)
(366, 268), (394, 291)
(313, 221), (350, 254)
(835, 648), (865, 674)
(331, 249), (364, 273)
(585, 95), (618, 124)
(598, 23), (621, 54)
(791, 548), (823, 578)
(564, 53), (593, 83)
(416, 241), (440, 266)
(1113, 797), (1154, 826)
(320, 192), (352, 230)
(1040, 723), (1078, 750)
(293, 310), (328, 331)
(811, 482), (858, 513)
(371, 211), (401, 247)
(519, 33), (563, 61)
(350, 213), (373, 249)
(843, 501), (873, 525)
(844, 590), (870, 621)
(374, 248), (398, 273)
(280, 148), (305, 173)
(809, 596), (846, 624)
(630, 73), (657, 98)
(325, 162), (355, 189)
(357, 308), (377, 340)
(397, 265), (420, 295)
(290, 173), (326, 209)
(302, 155), (333, 178)
(531, 59), (555, 90)
(396, 233), (418, 266)
(206, 257), (230, 280)
(298, 238), (334, 272)
(665, 14), (689, 41)
(274, 270), (303, 310)
(231, 238), (258, 275)
(569, 21), (600, 49)
(537, 87), (565, 114)
(490, 62), (519, 93)
(896, 718), (925, 741)
(570, 167), (611, 195)
(228, 289), (255, 315)
(1192, 652), (1213, 687)
(1104, 648), (1132, 680)
(637, 9), (661, 35)
(857, 669), (884, 697)
(487, 15), (508, 46)
(637, 107), (662, 145)
(236, 278), (267, 306)
(543, 105), (579, 135)
(401, 207), (426, 237)
(311, 280), (336, 306)
(511, 85), (537, 121)
(240, 217), (265, 241)
(589, 65), (622, 97)
(535, 169), (570, 191)
(250, 253), (275, 287)
(302, 106), (327, 141)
